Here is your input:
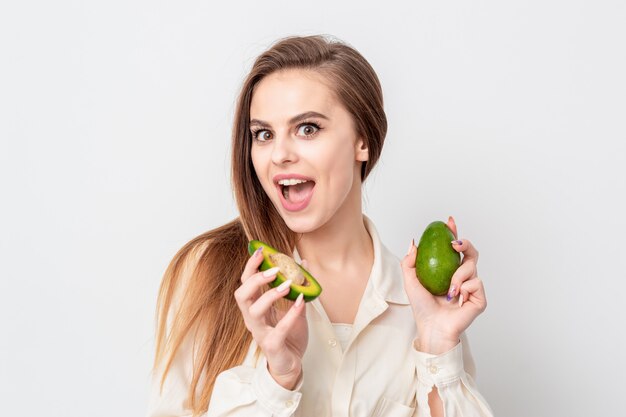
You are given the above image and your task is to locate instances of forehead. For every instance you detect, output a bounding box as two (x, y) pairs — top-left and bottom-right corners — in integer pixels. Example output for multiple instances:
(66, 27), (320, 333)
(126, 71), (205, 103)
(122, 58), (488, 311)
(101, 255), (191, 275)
(250, 69), (339, 121)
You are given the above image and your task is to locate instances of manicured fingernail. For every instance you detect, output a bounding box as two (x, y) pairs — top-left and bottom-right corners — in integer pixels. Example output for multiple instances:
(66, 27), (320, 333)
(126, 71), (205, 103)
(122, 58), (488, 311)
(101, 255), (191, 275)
(407, 239), (414, 255)
(276, 279), (292, 292)
(459, 293), (464, 307)
(294, 292), (304, 307)
(255, 246), (263, 256)
(447, 285), (456, 302)
(451, 240), (463, 246)
(262, 266), (280, 277)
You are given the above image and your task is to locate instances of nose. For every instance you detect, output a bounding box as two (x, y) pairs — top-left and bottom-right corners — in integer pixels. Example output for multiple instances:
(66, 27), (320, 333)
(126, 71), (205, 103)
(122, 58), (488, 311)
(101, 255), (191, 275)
(271, 131), (298, 165)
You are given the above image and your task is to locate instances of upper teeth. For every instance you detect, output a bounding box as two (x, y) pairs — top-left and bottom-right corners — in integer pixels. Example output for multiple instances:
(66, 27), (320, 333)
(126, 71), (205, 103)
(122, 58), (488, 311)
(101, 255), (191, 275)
(278, 179), (309, 186)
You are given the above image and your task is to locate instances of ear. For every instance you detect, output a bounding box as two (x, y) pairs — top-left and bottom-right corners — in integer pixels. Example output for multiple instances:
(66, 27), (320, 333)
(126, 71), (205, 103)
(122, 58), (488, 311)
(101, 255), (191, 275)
(355, 137), (369, 162)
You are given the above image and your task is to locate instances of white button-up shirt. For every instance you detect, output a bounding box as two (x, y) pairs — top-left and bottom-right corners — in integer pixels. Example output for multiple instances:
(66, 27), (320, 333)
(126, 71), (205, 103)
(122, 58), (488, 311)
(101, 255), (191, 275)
(147, 216), (494, 417)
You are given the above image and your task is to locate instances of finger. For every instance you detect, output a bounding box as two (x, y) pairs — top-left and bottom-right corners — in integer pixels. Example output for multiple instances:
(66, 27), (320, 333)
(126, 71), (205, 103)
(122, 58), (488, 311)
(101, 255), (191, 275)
(241, 246), (266, 284)
(458, 277), (487, 312)
(234, 267), (280, 310)
(247, 279), (293, 322)
(272, 293), (307, 344)
(447, 216), (458, 239)
(447, 261), (477, 300)
(451, 238), (479, 263)
(301, 259), (308, 269)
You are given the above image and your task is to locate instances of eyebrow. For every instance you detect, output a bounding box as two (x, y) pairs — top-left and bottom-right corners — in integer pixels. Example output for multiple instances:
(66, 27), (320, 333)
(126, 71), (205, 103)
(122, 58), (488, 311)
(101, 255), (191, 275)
(249, 111), (329, 128)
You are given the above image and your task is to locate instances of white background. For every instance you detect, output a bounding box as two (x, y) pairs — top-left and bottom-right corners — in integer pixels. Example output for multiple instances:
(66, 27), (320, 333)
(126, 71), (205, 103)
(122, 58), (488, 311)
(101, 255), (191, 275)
(1, 1), (625, 416)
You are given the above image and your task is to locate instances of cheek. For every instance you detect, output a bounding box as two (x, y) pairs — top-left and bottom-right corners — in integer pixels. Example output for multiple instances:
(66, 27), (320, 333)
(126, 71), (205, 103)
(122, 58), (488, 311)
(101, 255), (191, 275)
(251, 145), (271, 173)
(250, 147), (271, 189)
(250, 150), (260, 178)
(319, 139), (357, 190)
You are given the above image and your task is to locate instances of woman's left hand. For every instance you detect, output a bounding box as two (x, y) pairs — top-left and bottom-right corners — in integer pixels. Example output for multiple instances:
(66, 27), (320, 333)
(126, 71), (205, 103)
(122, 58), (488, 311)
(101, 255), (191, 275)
(401, 216), (487, 354)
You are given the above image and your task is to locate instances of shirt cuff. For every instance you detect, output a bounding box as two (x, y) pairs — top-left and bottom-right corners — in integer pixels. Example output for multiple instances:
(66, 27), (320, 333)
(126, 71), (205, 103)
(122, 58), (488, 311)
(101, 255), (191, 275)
(412, 337), (465, 387)
(252, 356), (303, 416)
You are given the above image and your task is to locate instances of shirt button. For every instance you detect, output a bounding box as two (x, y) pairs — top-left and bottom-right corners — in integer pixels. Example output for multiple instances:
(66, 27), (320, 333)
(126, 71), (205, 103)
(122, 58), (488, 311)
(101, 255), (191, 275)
(429, 364), (439, 374)
(285, 400), (294, 407)
(328, 338), (337, 347)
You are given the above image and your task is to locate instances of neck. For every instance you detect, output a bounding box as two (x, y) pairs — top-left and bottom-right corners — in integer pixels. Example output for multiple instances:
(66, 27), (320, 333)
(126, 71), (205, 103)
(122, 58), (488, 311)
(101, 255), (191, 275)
(295, 177), (373, 272)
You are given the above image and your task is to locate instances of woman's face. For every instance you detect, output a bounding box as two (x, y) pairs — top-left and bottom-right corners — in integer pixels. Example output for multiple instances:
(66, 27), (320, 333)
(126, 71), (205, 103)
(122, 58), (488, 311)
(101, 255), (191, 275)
(250, 69), (368, 234)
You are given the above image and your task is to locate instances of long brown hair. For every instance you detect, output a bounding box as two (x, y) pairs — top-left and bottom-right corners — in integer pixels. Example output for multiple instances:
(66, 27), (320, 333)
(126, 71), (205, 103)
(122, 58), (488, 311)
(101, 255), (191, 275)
(152, 34), (388, 416)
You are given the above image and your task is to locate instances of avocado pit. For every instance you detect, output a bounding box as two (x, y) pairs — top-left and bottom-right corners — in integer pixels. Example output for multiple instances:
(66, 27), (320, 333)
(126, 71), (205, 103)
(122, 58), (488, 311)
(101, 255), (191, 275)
(269, 253), (307, 286)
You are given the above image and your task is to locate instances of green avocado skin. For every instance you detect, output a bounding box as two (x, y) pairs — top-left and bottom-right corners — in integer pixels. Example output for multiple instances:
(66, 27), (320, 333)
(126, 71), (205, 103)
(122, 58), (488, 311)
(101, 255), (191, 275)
(415, 221), (461, 296)
(247, 240), (322, 302)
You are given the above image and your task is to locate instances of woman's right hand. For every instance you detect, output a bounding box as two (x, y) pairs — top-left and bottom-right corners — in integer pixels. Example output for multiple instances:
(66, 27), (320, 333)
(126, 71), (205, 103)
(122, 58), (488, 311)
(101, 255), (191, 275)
(234, 247), (308, 390)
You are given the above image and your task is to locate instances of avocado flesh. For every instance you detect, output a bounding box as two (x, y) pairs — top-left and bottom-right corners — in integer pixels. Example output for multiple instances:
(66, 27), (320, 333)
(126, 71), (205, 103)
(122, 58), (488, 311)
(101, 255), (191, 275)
(247, 240), (322, 302)
(415, 221), (461, 296)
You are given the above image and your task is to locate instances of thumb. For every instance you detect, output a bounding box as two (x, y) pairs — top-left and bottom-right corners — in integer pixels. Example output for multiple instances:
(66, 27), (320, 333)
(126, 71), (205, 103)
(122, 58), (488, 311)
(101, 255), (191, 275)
(447, 215), (458, 239)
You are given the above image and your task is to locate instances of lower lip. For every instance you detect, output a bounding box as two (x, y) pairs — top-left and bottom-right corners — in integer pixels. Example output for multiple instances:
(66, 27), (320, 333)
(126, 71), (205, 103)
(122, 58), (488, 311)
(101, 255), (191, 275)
(277, 183), (315, 212)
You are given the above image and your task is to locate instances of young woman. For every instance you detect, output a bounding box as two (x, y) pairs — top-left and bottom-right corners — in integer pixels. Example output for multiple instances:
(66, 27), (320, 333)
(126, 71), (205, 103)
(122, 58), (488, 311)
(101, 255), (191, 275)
(147, 35), (494, 417)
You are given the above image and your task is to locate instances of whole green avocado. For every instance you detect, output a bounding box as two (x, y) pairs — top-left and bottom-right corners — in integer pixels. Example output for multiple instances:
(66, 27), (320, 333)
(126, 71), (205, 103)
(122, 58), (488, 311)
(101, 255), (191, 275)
(415, 221), (461, 296)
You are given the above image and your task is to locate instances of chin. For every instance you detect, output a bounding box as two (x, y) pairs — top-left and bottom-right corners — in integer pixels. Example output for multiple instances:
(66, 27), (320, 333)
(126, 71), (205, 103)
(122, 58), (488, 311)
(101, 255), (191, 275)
(281, 212), (327, 235)
(283, 217), (317, 234)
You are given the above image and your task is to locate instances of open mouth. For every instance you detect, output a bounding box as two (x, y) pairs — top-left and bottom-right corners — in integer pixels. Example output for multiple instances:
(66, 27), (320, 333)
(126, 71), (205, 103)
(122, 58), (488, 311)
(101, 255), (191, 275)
(280, 180), (315, 203)
(276, 177), (316, 211)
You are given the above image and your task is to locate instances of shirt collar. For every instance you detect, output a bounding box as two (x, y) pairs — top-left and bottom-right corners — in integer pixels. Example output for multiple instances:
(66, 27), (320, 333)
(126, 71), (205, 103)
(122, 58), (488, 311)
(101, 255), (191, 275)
(292, 215), (410, 306)
(363, 215), (410, 305)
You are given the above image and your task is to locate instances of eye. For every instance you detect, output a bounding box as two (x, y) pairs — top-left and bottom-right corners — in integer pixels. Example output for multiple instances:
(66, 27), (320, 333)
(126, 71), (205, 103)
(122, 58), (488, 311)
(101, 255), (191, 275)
(251, 129), (273, 142)
(296, 122), (321, 138)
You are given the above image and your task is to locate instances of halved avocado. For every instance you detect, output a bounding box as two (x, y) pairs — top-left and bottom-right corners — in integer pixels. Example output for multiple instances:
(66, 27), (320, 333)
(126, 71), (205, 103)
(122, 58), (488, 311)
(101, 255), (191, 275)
(248, 240), (322, 302)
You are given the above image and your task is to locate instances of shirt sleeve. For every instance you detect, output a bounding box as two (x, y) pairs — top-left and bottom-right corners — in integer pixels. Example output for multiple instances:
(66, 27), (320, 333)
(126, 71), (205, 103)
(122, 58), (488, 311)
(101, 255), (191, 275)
(411, 333), (494, 417)
(145, 242), (303, 417)
(146, 332), (304, 417)
(207, 349), (304, 417)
